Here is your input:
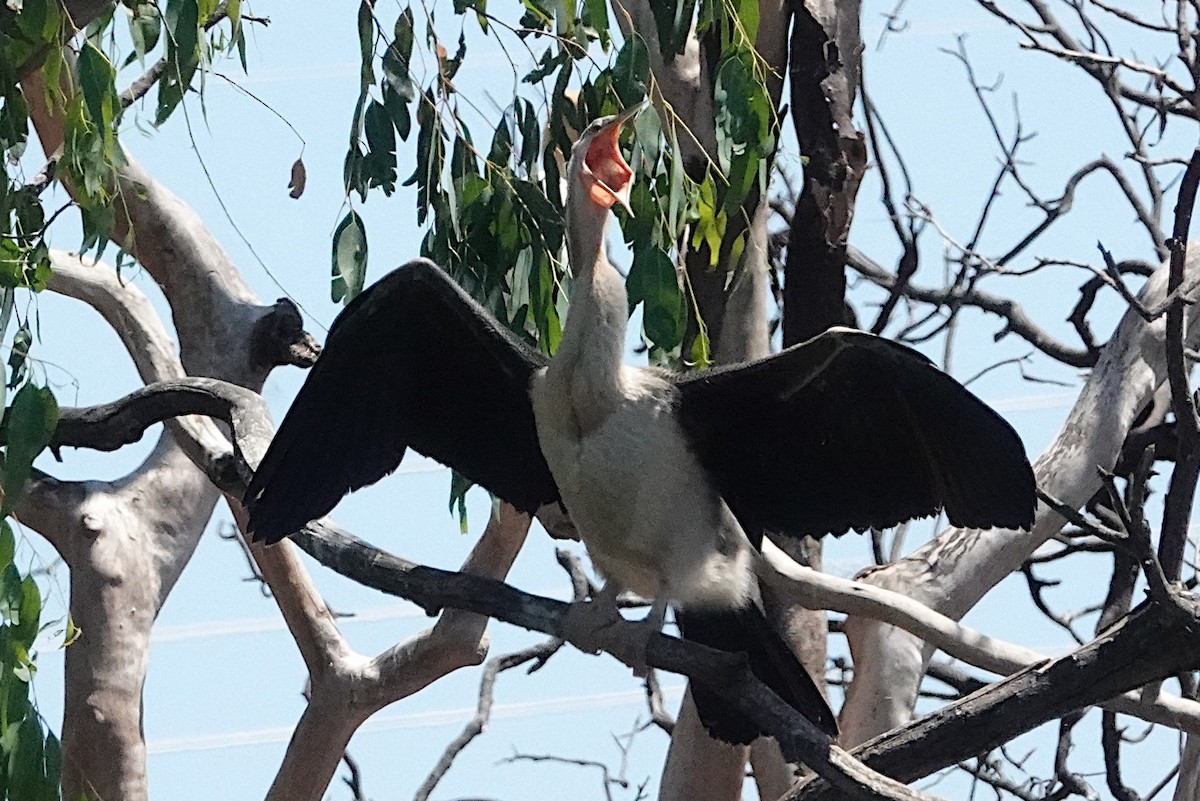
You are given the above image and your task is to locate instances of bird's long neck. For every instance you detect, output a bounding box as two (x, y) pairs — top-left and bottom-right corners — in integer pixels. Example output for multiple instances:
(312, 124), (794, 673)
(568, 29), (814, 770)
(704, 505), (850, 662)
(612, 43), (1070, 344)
(547, 197), (628, 404)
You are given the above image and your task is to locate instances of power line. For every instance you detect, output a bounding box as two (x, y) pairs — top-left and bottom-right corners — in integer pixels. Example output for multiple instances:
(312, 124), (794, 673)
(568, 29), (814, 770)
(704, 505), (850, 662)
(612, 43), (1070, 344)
(148, 685), (685, 755)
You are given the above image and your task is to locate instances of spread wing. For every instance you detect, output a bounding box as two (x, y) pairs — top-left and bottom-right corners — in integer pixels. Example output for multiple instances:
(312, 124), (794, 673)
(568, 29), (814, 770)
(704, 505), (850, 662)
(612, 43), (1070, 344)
(245, 259), (560, 543)
(674, 328), (1035, 542)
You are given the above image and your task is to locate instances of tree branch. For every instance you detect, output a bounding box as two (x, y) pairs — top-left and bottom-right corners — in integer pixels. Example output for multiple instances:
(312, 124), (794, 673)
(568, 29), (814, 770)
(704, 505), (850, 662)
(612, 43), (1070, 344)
(785, 595), (1200, 801)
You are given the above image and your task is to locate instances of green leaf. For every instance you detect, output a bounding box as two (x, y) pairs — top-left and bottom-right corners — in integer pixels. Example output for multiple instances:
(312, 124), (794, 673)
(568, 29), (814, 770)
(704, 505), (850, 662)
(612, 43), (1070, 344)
(357, 0), (375, 88)
(528, 250), (561, 355)
(523, 46), (566, 84)
(0, 521), (14, 570)
(612, 34), (649, 106)
(512, 180), (562, 253)
(2, 382), (58, 516)
(127, 1), (162, 65)
(331, 211), (368, 305)
(77, 42), (117, 134)
(8, 714), (44, 801)
(689, 326), (711, 370)
(6, 324), (30, 388)
(386, 7), (416, 101)
(41, 731), (61, 800)
(448, 470), (472, 532)
(157, 0), (200, 125)
(362, 100), (397, 194)
(452, 0), (485, 14)
(626, 245), (683, 350)
(382, 84), (412, 141)
(13, 574), (40, 646)
(0, 564), (21, 624)
(580, 0), (611, 48)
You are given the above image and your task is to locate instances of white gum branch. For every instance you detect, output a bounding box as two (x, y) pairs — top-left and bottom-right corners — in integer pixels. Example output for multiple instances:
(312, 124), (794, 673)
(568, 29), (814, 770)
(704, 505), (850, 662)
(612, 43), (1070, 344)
(839, 246), (1200, 745)
(47, 250), (183, 383)
(252, 505), (532, 801)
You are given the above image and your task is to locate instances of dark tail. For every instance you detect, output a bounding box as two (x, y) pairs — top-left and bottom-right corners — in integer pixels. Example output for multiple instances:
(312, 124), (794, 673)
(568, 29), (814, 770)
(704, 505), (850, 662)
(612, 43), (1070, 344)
(675, 605), (837, 745)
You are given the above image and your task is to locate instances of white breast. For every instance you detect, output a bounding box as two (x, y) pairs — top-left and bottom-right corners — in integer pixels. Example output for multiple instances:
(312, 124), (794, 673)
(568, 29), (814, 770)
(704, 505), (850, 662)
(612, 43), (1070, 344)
(530, 366), (756, 609)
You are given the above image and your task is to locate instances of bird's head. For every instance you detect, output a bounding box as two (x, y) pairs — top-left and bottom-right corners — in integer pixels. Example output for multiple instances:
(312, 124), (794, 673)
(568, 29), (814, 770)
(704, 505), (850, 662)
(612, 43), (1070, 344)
(567, 103), (644, 218)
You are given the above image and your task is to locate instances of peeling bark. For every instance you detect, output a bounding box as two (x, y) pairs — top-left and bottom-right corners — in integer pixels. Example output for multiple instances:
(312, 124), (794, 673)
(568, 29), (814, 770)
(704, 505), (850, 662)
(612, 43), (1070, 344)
(783, 0), (866, 345)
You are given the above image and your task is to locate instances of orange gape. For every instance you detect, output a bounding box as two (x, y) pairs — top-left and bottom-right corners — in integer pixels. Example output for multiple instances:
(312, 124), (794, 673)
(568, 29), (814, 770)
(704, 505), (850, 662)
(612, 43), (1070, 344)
(583, 121), (633, 209)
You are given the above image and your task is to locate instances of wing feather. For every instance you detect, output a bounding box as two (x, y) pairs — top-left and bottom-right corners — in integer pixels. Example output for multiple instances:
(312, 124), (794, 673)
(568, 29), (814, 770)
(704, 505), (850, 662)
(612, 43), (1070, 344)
(245, 259), (559, 543)
(674, 328), (1035, 542)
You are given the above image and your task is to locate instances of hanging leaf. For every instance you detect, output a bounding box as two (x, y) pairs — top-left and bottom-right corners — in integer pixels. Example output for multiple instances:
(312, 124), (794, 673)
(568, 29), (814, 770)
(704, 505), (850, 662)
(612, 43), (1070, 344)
(362, 100), (397, 194)
(156, 0), (200, 124)
(78, 42), (118, 136)
(125, 1), (162, 65)
(331, 211), (368, 304)
(356, 0), (375, 87)
(288, 157), (306, 199)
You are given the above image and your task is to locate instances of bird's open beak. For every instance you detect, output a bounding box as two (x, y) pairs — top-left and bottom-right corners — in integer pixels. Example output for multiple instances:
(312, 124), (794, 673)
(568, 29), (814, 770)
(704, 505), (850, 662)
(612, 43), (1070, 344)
(583, 101), (646, 216)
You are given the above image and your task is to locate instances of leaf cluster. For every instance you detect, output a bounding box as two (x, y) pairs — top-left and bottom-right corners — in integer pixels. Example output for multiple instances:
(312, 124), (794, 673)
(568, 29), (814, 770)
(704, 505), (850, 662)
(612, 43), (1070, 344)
(338, 0), (775, 367)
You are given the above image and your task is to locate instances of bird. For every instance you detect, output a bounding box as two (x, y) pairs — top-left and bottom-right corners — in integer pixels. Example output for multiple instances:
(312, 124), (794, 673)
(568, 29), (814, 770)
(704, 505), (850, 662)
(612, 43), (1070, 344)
(244, 105), (1036, 744)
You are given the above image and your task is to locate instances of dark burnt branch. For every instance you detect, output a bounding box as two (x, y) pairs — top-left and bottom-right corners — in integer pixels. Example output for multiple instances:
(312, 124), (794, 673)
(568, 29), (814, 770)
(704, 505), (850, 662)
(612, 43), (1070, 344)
(1159, 148), (1200, 581)
(943, 36), (1045, 251)
(1087, 1), (1174, 35)
(955, 756), (1042, 801)
(1050, 711), (1095, 801)
(1101, 712), (1141, 801)
(783, 595), (1200, 801)
(1098, 465), (1174, 605)
(925, 661), (988, 698)
(34, 378), (268, 492)
(1020, 563), (1088, 644)
(1026, 537), (1113, 565)
(996, 156), (1162, 268)
(497, 752), (636, 801)
(848, 246), (1095, 366)
(1068, 254), (1156, 351)
(339, 752), (367, 801)
(250, 298), (321, 370)
(415, 638), (567, 801)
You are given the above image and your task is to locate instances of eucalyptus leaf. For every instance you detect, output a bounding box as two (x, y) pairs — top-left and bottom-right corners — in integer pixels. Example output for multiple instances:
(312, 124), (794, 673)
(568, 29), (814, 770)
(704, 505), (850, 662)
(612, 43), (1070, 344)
(331, 211), (368, 304)
(1, 382), (58, 517)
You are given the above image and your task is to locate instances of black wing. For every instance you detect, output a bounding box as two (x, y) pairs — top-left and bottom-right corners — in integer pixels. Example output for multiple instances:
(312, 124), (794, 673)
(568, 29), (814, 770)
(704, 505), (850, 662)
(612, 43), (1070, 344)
(245, 259), (560, 543)
(674, 328), (1035, 542)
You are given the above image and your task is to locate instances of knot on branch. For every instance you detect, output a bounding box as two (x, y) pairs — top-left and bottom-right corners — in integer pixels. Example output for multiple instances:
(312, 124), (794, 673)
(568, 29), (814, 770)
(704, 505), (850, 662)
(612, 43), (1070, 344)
(250, 298), (320, 370)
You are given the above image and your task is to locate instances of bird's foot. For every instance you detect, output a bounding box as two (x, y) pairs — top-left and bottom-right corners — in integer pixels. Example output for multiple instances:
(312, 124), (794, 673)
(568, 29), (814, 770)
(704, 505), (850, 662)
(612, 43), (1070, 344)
(562, 590), (667, 678)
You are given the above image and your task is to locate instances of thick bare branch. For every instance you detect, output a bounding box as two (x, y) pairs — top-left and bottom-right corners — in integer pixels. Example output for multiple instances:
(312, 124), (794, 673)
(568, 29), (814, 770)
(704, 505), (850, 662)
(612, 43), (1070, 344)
(785, 595), (1200, 801)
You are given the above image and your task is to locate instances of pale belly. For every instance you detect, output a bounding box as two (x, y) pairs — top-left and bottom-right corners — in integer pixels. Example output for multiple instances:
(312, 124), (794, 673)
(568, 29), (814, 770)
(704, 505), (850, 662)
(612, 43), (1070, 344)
(529, 366), (755, 608)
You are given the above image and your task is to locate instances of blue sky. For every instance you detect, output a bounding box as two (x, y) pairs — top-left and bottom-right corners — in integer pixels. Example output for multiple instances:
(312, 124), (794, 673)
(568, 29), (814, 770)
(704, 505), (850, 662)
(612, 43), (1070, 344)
(13, 1), (1193, 799)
